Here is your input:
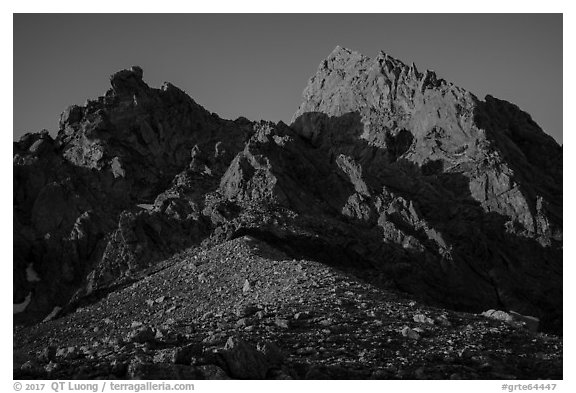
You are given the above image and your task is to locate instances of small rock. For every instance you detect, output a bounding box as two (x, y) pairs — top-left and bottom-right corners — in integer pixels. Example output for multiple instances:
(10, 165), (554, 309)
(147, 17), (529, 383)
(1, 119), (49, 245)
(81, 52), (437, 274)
(127, 326), (156, 343)
(435, 315), (452, 327)
(257, 341), (285, 367)
(296, 347), (317, 356)
(111, 360), (128, 376)
(198, 364), (230, 379)
(294, 311), (311, 320)
(202, 332), (227, 346)
(319, 318), (332, 327)
(236, 303), (259, 317)
(459, 347), (476, 359)
(400, 326), (420, 340)
(103, 335), (122, 346)
(481, 309), (513, 322)
(275, 318), (290, 329)
(242, 279), (251, 293)
(45, 361), (60, 374)
(235, 318), (249, 327)
(201, 311), (214, 320)
(55, 346), (79, 360)
(37, 346), (56, 362)
(127, 359), (202, 379)
(20, 360), (38, 372)
(154, 328), (166, 340)
(221, 337), (270, 379)
(153, 349), (174, 364)
(371, 369), (390, 379)
(173, 344), (199, 365)
(413, 314), (435, 324)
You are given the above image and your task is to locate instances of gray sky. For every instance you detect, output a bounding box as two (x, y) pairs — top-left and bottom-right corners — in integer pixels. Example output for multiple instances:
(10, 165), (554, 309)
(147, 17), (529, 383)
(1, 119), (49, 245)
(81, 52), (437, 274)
(13, 14), (562, 143)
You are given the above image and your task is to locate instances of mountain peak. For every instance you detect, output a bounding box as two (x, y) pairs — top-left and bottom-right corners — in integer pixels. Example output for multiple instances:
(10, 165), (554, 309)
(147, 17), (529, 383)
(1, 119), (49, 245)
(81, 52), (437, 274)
(13, 46), (563, 379)
(328, 45), (353, 57)
(295, 47), (450, 122)
(109, 65), (147, 94)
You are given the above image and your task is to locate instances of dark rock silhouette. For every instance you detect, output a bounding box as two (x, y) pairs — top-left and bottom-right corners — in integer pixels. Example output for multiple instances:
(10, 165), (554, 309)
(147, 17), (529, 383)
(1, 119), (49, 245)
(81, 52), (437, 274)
(14, 67), (254, 324)
(14, 47), (562, 340)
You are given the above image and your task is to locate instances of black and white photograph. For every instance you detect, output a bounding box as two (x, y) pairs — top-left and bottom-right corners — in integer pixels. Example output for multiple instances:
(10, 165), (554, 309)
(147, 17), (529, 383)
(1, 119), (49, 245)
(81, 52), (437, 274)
(8, 6), (569, 389)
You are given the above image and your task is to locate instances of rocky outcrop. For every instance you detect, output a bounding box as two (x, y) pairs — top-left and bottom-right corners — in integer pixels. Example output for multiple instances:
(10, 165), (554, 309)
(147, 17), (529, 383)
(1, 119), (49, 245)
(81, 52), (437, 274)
(13, 67), (253, 324)
(289, 46), (562, 331)
(13, 48), (562, 334)
(211, 46), (562, 331)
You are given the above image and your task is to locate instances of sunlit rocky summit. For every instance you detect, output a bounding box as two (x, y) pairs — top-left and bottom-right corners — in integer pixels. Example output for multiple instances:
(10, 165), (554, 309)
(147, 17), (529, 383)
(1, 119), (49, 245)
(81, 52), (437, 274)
(13, 47), (562, 379)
